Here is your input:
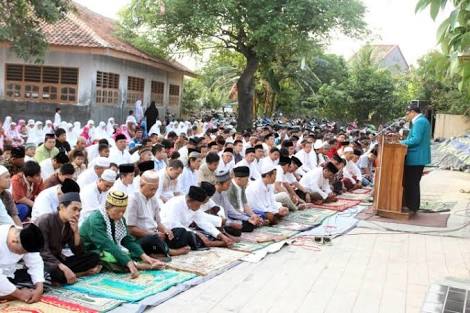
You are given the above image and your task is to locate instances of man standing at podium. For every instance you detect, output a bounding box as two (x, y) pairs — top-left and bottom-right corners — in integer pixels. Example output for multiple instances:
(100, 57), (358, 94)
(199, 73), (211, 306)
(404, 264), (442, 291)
(400, 103), (431, 214)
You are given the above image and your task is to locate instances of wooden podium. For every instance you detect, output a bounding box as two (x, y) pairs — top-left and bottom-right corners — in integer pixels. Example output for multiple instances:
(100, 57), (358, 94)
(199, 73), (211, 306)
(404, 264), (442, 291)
(373, 135), (409, 219)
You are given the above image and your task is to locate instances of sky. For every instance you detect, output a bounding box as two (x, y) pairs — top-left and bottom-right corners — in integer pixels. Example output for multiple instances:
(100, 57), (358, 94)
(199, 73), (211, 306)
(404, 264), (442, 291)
(75, 0), (450, 69)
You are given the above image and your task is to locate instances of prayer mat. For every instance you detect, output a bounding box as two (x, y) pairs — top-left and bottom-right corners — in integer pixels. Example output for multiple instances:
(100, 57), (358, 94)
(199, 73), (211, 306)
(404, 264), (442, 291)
(419, 201), (457, 213)
(166, 248), (247, 276)
(311, 199), (362, 212)
(46, 288), (123, 312)
(357, 207), (450, 228)
(240, 231), (279, 243)
(65, 270), (196, 302)
(351, 188), (372, 194)
(230, 240), (272, 252)
(253, 227), (299, 240)
(273, 221), (313, 231)
(338, 193), (371, 201)
(0, 295), (97, 313)
(282, 209), (335, 227)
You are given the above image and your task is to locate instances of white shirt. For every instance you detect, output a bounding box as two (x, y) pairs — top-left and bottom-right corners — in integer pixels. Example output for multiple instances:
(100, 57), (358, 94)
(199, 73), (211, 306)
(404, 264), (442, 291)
(126, 192), (161, 232)
(178, 146), (189, 166)
(109, 147), (131, 165)
(245, 179), (282, 213)
(110, 178), (136, 197)
(0, 224), (45, 296)
(178, 167), (199, 195)
(259, 156), (278, 169)
(54, 112), (61, 125)
(299, 167), (332, 200)
(160, 195), (221, 238)
(86, 144), (100, 164)
(295, 149), (317, 175)
(77, 168), (99, 189)
(79, 183), (108, 225)
(237, 159), (261, 181)
(31, 185), (59, 222)
(216, 159), (235, 173)
(40, 158), (55, 180)
(343, 160), (362, 184)
(156, 168), (181, 204)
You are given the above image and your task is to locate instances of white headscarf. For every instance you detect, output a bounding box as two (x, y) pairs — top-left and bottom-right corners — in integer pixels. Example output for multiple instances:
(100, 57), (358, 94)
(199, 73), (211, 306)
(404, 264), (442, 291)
(3, 116), (12, 132)
(66, 123), (77, 146)
(85, 120), (95, 140)
(106, 118), (115, 136)
(44, 120), (54, 134)
(30, 121), (44, 145)
(93, 121), (108, 141)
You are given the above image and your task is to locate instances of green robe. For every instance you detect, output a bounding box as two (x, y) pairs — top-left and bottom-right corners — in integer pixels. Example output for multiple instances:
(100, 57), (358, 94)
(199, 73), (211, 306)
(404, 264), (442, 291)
(80, 210), (143, 267)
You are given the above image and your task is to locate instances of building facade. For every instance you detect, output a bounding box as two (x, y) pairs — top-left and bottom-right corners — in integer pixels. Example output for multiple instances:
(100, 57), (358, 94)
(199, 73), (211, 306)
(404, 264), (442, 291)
(0, 3), (193, 123)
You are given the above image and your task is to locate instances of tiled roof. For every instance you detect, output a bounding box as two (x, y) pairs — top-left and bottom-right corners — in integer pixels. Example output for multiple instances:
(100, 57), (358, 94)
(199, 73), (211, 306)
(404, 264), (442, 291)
(38, 2), (193, 75)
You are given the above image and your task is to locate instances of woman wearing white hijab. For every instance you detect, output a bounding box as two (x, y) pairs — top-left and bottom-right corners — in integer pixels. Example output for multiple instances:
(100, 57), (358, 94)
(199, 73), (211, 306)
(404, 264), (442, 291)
(30, 121), (44, 145)
(85, 120), (95, 140)
(2, 116), (12, 133)
(66, 123), (77, 147)
(26, 120), (35, 140)
(93, 121), (108, 141)
(44, 120), (54, 134)
(106, 117), (115, 137)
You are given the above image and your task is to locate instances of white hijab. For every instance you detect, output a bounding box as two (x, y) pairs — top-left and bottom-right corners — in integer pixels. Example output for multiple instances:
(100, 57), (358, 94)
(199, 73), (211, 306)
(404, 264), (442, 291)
(106, 118), (115, 136)
(30, 121), (44, 145)
(3, 116), (12, 132)
(44, 120), (54, 134)
(93, 121), (108, 141)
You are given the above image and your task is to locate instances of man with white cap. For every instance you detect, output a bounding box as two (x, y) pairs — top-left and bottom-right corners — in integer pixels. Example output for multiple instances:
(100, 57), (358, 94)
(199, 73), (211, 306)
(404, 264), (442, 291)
(245, 163), (289, 225)
(127, 171), (190, 259)
(313, 139), (328, 166)
(342, 147), (363, 190)
(79, 169), (116, 225)
(77, 157), (110, 188)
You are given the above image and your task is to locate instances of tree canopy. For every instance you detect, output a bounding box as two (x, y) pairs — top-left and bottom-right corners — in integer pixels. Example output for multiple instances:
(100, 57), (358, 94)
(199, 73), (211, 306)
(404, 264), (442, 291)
(121, 0), (367, 130)
(415, 0), (470, 92)
(0, 0), (71, 62)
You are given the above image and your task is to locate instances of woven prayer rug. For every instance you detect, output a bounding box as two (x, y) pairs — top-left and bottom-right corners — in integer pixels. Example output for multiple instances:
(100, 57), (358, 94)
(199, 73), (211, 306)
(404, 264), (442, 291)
(281, 208), (335, 227)
(230, 240), (272, 252)
(65, 270), (196, 302)
(166, 248), (247, 276)
(338, 193), (370, 201)
(351, 188), (372, 194)
(0, 295), (96, 313)
(45, 288), (123, 312)
(311, 199), (362, 212)
(253, 226), (299, 240)
(240, 230), (279, 243)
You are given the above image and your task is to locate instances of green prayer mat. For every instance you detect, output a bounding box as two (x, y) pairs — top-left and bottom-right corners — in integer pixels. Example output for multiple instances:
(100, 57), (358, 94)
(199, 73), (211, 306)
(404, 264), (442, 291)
(64, 270), (196, 302)
(253, 226), (299, 240)
(45, 288), (123, 312)
(419, 201), (457, 213)
(283, 208), (335, 226)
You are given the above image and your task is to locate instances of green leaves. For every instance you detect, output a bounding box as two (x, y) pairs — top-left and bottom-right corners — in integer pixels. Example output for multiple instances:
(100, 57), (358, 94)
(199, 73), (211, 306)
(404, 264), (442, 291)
(0, 0), (71, 62)
(416, 0), (470, 93)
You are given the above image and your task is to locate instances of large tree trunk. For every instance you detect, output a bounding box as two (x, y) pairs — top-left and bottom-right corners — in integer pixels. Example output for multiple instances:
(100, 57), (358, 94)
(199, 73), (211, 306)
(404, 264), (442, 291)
(237, 55), (258, 131)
